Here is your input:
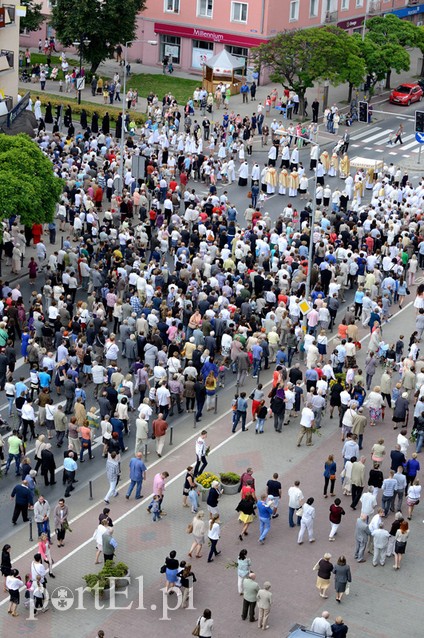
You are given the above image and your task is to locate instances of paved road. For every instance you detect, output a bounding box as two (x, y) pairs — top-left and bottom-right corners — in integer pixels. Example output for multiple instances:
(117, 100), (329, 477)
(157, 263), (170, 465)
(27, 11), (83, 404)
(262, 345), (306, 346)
(0, 300), (422, 637)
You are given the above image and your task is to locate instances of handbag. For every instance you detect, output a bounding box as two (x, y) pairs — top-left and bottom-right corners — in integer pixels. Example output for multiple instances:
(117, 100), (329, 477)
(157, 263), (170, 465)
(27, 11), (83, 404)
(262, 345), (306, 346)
(330, 474), (336, 480)
(345, 584), (350, 596)
(192, 620), (201, 637)
(186, 523), (193, 534)
(151, 433), (156, 440)
(160, 564), (166, 574)
(295, 506), (304, 517)
(247, 190), (252, 199)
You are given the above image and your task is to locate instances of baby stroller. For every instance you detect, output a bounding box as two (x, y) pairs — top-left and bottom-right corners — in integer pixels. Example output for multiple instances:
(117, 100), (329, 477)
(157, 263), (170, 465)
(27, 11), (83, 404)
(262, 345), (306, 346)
(377, 342), (389, 366)
(19, 69), (31, 83)
(333, 139), (344, 157)
(0, 416), (11, 432)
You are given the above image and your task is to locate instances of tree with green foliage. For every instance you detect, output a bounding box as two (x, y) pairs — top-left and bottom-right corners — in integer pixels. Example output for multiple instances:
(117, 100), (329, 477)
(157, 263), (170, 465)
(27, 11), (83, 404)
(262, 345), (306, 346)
(414, 25), (424, 77)
(19, 0), (44, 33)
(50, 0), (147, 74)
(252, 27), (365, 116)
(362, 14), (418, 89)
(0, 135), (63, 226)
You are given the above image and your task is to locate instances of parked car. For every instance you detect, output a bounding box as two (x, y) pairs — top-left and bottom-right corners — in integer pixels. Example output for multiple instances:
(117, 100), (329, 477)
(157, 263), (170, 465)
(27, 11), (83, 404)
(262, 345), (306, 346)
(389, 83), (423, 106)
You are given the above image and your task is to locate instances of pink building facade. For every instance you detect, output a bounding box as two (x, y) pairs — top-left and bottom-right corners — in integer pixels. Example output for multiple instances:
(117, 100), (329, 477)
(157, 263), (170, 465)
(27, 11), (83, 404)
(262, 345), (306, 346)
(21, 0), (423, 81)
(133, 0), (421, 79)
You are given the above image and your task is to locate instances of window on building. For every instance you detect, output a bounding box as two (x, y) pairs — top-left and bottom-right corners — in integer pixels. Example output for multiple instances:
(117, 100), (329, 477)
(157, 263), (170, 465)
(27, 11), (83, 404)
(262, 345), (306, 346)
(355, 0), (363, 7)
(160, 35), (181, 64)
(231, 2), (248, 22)
(289, 0), (299, 21)
(164, 0), (180, 12)
(310, 0), (318, 17)
(225, 45), (248, 73)
(341, 0), (349, 10)
(197, 0), (213, 18)
(192, 40), (214, 69)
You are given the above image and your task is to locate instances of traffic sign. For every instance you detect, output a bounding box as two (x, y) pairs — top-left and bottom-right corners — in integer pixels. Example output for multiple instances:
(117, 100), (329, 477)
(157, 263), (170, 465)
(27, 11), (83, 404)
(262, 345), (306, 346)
(76, 77), (85, 91)
(298, 300), (311, 315)
(416, 131), (424, 144)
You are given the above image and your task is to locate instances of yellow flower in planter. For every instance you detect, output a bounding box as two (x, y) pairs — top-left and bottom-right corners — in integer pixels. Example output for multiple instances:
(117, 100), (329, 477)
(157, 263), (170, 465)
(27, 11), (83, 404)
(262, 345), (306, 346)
(196, 471), (220, 489)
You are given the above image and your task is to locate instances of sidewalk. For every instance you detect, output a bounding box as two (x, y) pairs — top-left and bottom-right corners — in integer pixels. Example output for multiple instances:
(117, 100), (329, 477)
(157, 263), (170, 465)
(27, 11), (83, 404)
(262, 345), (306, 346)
(22, 46), (421, 127)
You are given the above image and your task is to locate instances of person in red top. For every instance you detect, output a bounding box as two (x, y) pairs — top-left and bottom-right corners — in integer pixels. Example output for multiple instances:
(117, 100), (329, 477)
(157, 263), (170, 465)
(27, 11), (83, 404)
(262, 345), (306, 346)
(252, 210), (262, 225)
(179, 170), (188, 188)
(240, 468), (256, 492)
(365, 234), (374, 254)
(152, 414), (168, 458)
(32, 223), (43, 245)
(169, 179), (178, 192)
(94, 186), (103, 210)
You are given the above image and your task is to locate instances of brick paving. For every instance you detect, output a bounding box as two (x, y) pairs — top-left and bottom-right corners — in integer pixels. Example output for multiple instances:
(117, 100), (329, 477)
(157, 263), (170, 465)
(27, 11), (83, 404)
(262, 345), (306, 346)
(2, 308), (422, 637)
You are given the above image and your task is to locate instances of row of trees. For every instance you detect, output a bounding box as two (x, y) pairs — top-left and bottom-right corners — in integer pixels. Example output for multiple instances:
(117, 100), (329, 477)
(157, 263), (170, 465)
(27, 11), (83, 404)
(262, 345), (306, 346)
(252, 15), (424, 115)
(19, 0), (147, 75)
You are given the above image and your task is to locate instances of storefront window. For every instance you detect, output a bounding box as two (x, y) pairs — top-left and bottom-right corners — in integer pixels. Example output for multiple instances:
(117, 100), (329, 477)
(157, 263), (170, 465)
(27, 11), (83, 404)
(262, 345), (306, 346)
(160, 35), (181, 64)
(192, 40), (214, 70)
(225, 45), (248, 74)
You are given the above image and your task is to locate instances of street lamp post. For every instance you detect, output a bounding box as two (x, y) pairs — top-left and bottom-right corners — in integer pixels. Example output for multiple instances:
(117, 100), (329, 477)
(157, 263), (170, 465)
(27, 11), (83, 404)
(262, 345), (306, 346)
(117, 38), (157, 195)
(73, 36), (91, 105)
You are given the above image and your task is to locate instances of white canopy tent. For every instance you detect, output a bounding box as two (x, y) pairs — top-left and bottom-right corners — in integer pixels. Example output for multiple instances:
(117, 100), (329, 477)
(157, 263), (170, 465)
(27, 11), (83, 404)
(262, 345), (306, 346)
(202, 49), (245, 95)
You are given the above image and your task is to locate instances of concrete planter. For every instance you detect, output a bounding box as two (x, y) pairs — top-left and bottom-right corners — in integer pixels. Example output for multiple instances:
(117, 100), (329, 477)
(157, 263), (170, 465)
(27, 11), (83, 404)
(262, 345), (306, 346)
(221, 481), (241, 495)
(195, 482), (209, 502)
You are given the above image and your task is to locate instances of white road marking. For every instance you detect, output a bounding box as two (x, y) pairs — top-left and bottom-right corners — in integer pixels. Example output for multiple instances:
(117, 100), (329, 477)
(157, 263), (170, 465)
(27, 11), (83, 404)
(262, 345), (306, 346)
(350, 127), (382, 141)
(365, 130), (393, 143)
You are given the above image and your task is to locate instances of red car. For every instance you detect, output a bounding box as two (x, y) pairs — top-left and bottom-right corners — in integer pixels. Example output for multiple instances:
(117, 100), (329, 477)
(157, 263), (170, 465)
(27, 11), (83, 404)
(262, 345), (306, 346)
(389, 83), (423, 106)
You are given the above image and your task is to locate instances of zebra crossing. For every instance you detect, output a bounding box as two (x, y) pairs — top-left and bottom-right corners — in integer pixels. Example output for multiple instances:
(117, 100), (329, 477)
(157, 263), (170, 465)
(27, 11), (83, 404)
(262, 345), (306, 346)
(349, 124), (422, 158)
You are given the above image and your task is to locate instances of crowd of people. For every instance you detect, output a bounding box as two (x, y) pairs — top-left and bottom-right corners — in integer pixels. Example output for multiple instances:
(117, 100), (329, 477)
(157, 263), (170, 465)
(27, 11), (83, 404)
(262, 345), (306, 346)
(1, 79), (423, 634)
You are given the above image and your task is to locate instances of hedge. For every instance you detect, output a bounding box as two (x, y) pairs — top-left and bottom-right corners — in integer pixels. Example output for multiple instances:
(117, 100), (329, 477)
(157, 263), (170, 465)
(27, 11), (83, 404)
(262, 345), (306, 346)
(29, 92), (145, 126)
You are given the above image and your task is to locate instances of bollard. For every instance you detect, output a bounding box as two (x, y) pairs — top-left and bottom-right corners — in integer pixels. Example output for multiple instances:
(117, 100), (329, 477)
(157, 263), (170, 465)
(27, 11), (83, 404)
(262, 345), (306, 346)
(169, 426), (174, 446)
(236, 380), (240, 395)
(61, 235), (64, 249)
(256, 369), (261, 386)
(214, 394), (218, 414)
(144, 443), (148, 458)
(89, 480), (93, 500)
(193, 411), (197, 428)
(29, 518), (33, 542)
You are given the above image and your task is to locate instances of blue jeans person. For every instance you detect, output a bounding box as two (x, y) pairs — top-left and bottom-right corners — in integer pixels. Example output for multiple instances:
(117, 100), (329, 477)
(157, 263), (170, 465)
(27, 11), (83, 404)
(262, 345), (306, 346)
(416, 431), (424, 454)
(6, 395), (14, 417)
(5, 453), (21, 476)
(259, 517), (271, 542)
(37, 520), (51, 542)
(289, 507), (301, 528)
(232, 410), (247, 433)
(126, 479), (143, 500)
(382, 494), (393, 518)
(253, 358), (261, 377)
(79, 438), (93, 461)
(256, 418), (265, 433)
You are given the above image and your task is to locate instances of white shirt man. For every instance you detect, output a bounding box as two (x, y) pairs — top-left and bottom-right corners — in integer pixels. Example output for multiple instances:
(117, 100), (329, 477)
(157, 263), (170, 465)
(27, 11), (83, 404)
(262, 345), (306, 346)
(288, 482), (304, 512)
(156, 384), (171, 409)
(360, 487), (377, 518)
(310, 611), (332, 636)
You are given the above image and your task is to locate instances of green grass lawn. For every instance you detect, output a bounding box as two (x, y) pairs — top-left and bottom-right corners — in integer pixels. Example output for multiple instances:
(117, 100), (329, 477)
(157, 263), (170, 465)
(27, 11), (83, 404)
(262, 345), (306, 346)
(128, 74), (199, 104)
